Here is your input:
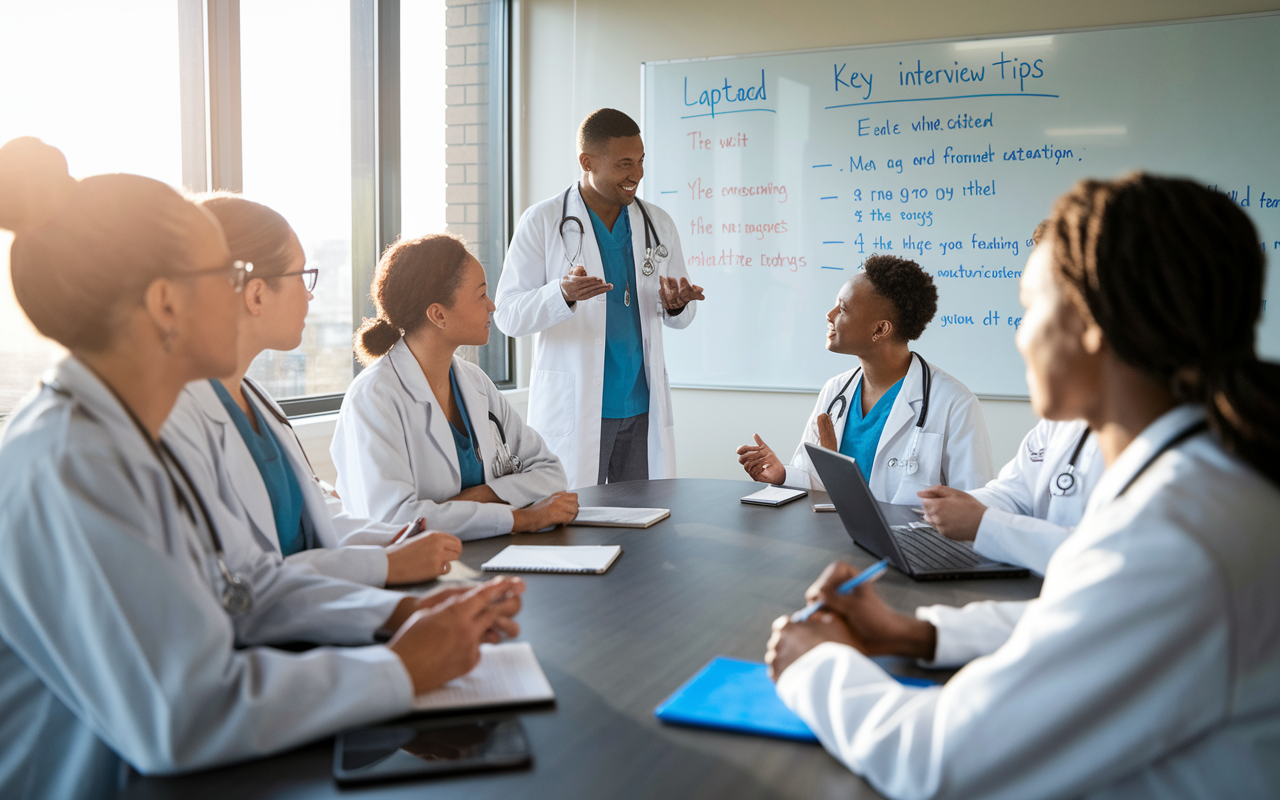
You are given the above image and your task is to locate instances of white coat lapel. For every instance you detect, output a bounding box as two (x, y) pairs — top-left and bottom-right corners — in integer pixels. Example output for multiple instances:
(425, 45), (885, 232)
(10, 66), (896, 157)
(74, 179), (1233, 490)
(627, 201), (656, 369)
(244, 378), (336, 550)
(454, 359), (496, 481)
(388, 339), (461, 484)
(877, 357), (925, 450)
(569, 185), (607, 283)
(188, 381), (280, 554)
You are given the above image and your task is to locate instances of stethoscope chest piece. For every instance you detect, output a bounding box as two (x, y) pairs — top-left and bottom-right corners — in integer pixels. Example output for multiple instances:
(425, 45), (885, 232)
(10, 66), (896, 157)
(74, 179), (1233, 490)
(1051, 428), (1092, 497)
(641, 259), (655, 277)
(220, 569), (254, 615)
(1051, 468), (1077, 496)
(887, 456), (920, 474)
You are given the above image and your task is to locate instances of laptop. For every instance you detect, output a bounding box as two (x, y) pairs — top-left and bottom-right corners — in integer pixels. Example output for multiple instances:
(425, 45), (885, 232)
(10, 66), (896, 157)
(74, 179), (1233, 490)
(805, 444), (1029, 581)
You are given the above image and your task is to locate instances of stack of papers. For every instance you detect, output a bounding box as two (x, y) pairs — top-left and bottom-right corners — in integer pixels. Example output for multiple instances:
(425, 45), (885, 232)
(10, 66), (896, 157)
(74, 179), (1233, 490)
(413, 641), (555, 712)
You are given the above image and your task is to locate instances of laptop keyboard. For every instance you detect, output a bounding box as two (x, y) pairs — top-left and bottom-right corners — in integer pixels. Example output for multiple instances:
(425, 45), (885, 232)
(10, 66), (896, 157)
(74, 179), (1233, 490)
(890, 523), (983, 571)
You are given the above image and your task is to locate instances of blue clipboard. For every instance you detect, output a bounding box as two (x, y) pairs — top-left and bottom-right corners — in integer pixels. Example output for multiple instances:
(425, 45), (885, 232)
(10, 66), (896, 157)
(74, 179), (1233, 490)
(654, 656), (934, 743)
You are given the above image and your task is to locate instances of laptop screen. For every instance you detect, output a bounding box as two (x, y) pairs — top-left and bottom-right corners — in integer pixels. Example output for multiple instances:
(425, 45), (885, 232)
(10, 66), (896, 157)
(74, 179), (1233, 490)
(804, 444), (911, 573)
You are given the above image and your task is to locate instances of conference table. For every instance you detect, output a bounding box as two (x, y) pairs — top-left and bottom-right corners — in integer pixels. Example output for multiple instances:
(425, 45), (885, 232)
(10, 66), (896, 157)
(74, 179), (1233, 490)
(119, 478), (1042, 800)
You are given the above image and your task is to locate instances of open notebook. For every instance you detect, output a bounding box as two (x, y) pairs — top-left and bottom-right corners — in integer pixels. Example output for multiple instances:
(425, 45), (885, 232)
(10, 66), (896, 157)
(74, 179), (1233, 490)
(413, 642), (555, 712)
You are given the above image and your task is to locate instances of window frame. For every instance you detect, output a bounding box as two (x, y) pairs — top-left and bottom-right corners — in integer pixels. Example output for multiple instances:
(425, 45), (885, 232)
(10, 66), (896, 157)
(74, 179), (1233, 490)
(182, 0), (513, 418)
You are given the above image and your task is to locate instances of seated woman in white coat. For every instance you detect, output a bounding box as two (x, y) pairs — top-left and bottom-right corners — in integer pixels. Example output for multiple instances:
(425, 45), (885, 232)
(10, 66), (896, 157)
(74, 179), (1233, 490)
(917, 419), (1101, 574)
(0, 138), (523, 800)
(163, 194), (461, 587)
(737, 254), (994, 505)
(766, 174), (1280, 799)
(333, 233), (578, 539)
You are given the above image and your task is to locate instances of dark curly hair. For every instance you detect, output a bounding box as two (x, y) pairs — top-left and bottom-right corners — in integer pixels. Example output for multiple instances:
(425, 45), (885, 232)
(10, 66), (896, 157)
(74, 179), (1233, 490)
(861, 253), (938, 341)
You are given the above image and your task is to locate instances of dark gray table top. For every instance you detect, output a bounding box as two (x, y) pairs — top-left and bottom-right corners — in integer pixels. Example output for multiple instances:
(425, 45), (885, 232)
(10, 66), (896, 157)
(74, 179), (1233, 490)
(119, 478), (1041, 800)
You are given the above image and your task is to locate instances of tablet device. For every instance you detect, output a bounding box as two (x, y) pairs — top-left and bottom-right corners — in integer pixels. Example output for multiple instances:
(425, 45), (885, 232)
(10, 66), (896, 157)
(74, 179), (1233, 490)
(333, 716), (531, 785)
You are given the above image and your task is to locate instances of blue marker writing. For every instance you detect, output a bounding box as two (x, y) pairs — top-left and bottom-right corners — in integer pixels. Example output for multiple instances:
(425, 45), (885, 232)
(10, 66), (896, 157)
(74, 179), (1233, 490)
(790, 558), (890, 622)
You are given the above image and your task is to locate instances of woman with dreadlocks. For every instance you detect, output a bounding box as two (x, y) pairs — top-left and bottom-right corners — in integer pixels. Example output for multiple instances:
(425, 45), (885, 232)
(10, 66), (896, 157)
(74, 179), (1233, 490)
(765, 173), (1280, 799)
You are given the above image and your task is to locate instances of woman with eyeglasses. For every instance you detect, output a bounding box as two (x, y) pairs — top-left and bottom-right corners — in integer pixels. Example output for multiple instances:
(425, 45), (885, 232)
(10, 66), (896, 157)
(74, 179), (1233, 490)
(163, 193), (462, 586)
(332, 233), (579, 539)
(765, 174), (1280, 798)
(0, 138), (523, 800)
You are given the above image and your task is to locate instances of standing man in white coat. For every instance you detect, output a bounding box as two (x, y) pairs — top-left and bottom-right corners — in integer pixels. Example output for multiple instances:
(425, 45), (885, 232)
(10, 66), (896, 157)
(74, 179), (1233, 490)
(495, 108), (705, 488)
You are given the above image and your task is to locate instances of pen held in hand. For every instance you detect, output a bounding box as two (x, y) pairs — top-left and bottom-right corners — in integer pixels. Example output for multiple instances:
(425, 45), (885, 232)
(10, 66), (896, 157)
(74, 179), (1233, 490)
(790, 558), (891, 623)
(389, 517), (425, 546)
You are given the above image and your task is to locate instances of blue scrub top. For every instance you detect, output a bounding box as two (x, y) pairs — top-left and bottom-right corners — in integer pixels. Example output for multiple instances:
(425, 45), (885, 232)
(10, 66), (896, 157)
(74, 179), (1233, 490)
(448, 366), (485, 490)
(587, 206), (650, 419)
(838, 376), (905, 482)
(210, 380), (307, 556)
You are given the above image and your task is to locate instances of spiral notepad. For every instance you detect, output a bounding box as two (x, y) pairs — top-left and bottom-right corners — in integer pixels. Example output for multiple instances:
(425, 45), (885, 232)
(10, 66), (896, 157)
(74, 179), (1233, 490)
(481, 545), (622, 574)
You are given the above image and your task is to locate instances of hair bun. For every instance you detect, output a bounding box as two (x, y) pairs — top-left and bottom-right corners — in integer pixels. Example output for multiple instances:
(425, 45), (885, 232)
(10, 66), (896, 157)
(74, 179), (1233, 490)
(0, 137), (77, 234)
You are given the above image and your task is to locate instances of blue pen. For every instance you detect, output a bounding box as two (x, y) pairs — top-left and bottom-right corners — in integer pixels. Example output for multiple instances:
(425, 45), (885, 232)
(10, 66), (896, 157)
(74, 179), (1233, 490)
(790, 558), (891, 623)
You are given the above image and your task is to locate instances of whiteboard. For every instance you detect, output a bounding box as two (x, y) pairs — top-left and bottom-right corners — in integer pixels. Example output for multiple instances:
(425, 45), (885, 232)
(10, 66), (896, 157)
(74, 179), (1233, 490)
(642, 13), (1280, 397)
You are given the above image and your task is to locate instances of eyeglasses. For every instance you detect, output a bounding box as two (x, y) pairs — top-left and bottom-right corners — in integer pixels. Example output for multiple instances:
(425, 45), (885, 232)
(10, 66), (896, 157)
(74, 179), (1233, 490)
(174, 260), (255, 293)
(278, 268), (319, 292)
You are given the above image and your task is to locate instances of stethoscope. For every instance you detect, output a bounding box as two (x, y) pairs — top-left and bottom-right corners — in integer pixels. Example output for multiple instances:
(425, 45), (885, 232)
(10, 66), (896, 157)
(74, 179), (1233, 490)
(559, 185), (667, 307)
(44, 379), (253, 615)
(1051, 427), (1093, 497)
(487, 412), (523, 478)
(824, 352), (933, 476)
(243, 378), (323, 484)
(1114, 421), (1207, 498)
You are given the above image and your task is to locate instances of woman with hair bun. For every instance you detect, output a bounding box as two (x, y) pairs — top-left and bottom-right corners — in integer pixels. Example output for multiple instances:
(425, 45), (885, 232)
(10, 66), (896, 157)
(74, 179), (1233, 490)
(766, 174), (1280, 798)
(333, 233), (578, 538)
(0, 138), (523, 799)
(162, 193), (463, 587)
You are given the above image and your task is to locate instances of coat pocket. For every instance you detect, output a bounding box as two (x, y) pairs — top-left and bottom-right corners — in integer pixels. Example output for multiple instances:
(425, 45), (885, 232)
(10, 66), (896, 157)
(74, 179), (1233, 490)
(888, 431), (945, 504)
(528, 369), (576, 438)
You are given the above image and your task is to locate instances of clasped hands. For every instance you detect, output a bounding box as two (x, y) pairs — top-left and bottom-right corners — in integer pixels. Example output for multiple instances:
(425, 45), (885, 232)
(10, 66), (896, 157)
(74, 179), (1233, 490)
(385, 576), (527, 695)
(766, 561), (937, 681)
(559, 265), (705, 311)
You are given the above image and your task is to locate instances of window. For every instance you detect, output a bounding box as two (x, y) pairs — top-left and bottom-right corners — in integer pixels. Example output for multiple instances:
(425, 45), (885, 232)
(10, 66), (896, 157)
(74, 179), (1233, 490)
(240, 0), (354, 400)
(0, 0), (511, 419)
(402, 0), (510, 384)
(0, 0), (183, 416)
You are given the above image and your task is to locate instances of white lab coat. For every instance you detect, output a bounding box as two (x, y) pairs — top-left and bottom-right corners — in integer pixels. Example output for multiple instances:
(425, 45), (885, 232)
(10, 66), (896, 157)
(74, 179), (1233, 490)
(777, 405), (1280, 799)
(969, 418), (1102, 574)
(0, 358), (415, 800)
(332, 341), (567, 539)
(164, 378), (402, 587)
(494, 186), (696, 489)
(782, 357), (995, 504)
